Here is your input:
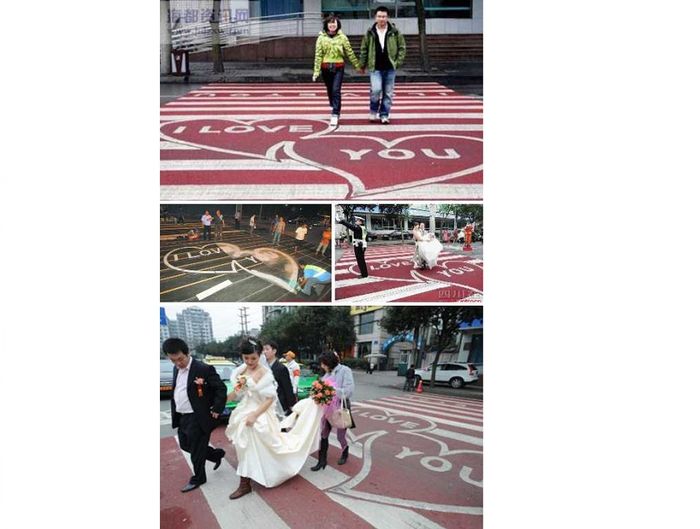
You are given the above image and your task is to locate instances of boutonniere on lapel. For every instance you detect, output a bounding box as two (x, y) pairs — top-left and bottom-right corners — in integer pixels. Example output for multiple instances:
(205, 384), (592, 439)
(194, 377), (205, 397)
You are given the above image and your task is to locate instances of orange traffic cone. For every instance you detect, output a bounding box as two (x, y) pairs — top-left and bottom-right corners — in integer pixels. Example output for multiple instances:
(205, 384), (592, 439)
(416, 379), (424, 393)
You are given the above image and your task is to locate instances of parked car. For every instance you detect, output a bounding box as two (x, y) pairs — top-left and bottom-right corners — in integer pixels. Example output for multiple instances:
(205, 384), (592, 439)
(203, 357), (240, 422)
(296, 366), (318, 400)
(367, 229), (395, 241)
(160, 359), (174, 399)
(414, 362), (479, 389)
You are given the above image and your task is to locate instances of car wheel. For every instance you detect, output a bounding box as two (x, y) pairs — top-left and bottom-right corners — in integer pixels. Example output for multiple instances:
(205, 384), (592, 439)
(449, 377), (464, 389)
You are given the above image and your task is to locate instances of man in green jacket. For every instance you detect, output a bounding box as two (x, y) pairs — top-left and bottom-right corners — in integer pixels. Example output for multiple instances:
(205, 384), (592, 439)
(359, 6), (407, 124)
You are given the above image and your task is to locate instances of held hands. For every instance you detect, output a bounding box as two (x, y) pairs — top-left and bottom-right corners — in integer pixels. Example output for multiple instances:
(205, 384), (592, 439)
(211, 411), (220, 419)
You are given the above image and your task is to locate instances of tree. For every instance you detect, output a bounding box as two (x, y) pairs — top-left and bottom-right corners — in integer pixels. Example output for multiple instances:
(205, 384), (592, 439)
(381, 307), (431, 370)
(259, 307), (356, 360)
(210, 0), (225, 73)
(378, 204), (410, 241)
(193, 332), (246, 359)
(438, 204), (483, 225)
(415, 0), (431, 72)
(382, 307), (483, 390)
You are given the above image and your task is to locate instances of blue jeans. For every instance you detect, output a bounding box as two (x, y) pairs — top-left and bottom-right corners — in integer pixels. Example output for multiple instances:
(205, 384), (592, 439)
(321, 64), (345, 116)
(369, 69), (396, 117)
(272, 231), (282, 245)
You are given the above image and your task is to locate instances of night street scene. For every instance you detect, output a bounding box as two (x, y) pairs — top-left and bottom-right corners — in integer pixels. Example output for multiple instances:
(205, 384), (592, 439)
(160, 203), (332, 301)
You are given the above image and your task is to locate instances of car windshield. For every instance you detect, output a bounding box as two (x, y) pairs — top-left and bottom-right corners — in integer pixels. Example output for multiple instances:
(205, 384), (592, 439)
(213, 365), (234, 380)
(160, 360), (172, 373)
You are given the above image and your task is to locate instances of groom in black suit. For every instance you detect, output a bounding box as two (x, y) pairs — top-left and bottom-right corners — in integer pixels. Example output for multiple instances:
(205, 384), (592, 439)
(262, 339), (297, 415)
(164, 338), (227, 493)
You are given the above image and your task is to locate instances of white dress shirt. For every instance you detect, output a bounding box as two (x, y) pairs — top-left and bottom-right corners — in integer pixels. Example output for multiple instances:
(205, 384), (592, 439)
(376, 26), (388, 51)
(174, 356), (194, 414)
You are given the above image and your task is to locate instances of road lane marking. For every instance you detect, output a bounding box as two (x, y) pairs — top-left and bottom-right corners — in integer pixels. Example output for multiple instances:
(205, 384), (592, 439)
(195, 279), (233, 300)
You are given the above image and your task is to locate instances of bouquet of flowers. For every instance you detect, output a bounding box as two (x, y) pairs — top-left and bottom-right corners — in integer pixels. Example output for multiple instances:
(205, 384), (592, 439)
(310, 379), (336, 405)
(234, 374), (248, 392)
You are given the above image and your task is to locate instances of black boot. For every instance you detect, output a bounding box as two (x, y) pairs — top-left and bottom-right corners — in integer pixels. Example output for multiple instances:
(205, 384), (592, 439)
(311, 438), (329, 471)
(338, 446), (349, 465)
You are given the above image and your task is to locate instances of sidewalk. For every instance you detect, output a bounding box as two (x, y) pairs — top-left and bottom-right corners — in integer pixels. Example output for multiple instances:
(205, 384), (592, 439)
(161, 60), (483, 88)
(353, 369), (483, 401)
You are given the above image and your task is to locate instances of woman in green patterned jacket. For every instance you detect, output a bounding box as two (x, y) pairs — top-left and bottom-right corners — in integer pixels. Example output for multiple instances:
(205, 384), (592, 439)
(312, 14), (363, 127)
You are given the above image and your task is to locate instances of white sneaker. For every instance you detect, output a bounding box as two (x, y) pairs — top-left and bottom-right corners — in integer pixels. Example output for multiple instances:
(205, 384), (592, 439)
(381, 116), (390, 124)
(369, 113), (379, 122)
(330, 115), (339, 127)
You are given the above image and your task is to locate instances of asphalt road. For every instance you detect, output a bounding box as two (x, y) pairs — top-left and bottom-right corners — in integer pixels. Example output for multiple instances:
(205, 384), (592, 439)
(160, 223), (331, 302)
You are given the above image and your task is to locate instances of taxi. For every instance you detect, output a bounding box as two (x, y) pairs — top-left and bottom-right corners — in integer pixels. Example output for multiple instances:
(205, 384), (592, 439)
(280, 360), (318, 400)
(297, 366), (318, 400)
(160, 359), (174, 398)
(203, 356), (240, 422)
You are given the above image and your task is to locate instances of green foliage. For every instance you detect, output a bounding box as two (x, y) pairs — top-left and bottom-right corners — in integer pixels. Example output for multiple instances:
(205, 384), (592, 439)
(341, 357), (369, 370)
(194, 332), (247, 359)
(339, 204), (410, 225)
(381, 307), (483, 390)
(259, 307), (356, 360)
(437, 204), (483, 225)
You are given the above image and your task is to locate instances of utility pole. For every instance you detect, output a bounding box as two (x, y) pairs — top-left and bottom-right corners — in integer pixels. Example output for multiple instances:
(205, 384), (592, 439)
(239, 306), (250, 335)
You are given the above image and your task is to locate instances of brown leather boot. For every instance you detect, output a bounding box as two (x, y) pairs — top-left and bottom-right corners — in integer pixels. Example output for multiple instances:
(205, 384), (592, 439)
(229, 477), (252, 500)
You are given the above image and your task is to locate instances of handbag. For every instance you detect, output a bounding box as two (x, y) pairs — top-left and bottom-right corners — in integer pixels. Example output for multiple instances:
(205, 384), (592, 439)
(330, 398), (353, 429)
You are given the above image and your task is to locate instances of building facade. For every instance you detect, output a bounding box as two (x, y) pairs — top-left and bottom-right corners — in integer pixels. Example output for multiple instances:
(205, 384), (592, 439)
(166, 0), (483, 36)
(351, 306), (414, 369)
(161, 306), (215, 349)
(262, 305), (297, 324)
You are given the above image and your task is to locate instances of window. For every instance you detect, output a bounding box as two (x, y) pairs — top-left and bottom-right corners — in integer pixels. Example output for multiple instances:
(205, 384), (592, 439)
(321, 0), (371, 19)
(424, 0), (472, 19)
(321, 0), (472, 19)
(357, 312), (374, 335)
(357, 342), (372, 357)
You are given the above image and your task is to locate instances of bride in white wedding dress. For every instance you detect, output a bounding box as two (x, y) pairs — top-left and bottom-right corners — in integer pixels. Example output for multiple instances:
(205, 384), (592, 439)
(225, 338), (323, 499)
(413, 222), (443, 270)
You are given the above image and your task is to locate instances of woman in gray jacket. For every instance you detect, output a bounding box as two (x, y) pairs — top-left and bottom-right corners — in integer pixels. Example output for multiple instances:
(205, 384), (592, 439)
(310, 352), (356, 470)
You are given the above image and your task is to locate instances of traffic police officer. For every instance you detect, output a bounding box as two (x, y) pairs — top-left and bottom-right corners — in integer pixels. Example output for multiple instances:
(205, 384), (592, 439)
(337, 216), (369, 278)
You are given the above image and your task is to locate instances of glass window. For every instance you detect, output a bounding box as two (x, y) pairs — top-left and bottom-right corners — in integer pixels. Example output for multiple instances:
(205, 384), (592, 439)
(358, 313), (374, 335)
(357, 342), (372, 357)
(424, 0), (472, 19)
(322, 0), (472, 19)
(322, 0), (371, 19)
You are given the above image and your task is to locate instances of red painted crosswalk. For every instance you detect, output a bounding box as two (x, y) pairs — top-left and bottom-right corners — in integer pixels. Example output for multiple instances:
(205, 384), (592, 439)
(160, 83), (483, 200)
(160, 393), (482, 529)
(334, 244), (483, 303)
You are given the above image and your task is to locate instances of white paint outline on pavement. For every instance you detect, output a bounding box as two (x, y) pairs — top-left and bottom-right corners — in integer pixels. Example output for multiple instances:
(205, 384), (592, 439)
(174, 436), (292, 529)
(378, 397), (483, 422)
(353, 402), (484, 439)
(160, 184), (349, 200)
(163, 243), (299, 294)
(385, 395), (483, 414)
(328, 493), (452, 529)
(160, 113), (483, 121)
(327, 426), (482, 515)
(195, 279), (234, 300)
